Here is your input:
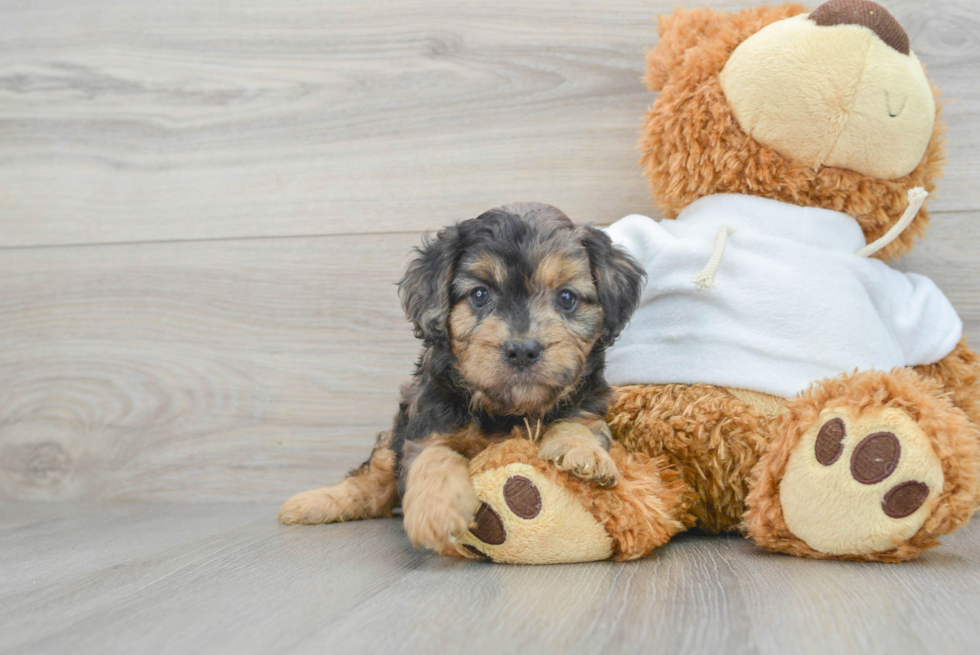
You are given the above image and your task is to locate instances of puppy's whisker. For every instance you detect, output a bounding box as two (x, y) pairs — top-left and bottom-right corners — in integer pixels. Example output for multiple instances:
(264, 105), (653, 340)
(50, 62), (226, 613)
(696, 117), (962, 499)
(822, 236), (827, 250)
(520, 417), (544, 443)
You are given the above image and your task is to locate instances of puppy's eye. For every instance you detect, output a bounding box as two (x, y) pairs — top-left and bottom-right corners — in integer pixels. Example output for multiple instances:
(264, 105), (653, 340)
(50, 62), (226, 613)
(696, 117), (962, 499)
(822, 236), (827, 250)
(469, 287), (491, 308)
(556, 289), (578, 311)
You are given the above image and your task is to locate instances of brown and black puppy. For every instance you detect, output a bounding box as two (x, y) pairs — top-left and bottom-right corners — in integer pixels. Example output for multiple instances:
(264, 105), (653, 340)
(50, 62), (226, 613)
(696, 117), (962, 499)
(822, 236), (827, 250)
(278, 203), (644, 553)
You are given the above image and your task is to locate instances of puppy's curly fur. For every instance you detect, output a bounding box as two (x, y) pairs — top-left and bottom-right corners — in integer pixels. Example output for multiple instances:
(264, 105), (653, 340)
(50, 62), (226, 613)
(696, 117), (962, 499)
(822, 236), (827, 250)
(279, 203), (644, 551)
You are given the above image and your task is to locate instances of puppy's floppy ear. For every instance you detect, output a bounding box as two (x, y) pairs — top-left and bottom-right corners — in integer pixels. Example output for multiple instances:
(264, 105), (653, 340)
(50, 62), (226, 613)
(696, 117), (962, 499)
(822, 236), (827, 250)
(579, 226), (645, 347)
(399, 224), (464, 342)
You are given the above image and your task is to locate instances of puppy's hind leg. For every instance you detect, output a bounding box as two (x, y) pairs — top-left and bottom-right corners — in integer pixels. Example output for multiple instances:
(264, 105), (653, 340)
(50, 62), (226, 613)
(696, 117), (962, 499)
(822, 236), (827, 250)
(278, 433), (398, 525)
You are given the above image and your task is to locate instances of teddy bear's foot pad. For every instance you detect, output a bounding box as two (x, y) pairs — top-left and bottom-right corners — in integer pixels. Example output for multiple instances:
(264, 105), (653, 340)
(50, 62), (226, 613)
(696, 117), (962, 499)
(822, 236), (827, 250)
(461, 478), (543, 557)
(779, 408), (944, 556)
(470, 502), (506, 545)
(451, 463), (613, 564)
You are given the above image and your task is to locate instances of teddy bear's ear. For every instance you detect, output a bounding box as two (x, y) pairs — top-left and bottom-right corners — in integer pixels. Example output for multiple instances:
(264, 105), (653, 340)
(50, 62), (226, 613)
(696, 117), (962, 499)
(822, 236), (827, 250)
(645, 7), (727, 91)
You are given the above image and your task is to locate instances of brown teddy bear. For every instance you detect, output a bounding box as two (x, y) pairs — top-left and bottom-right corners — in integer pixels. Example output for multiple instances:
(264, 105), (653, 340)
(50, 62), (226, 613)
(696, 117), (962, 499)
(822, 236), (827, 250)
(450, 0), (980, 564)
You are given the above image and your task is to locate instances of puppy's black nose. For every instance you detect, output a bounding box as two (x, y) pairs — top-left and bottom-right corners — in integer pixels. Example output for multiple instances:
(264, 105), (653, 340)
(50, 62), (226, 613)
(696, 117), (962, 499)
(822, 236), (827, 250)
(503, 340), (543, 368)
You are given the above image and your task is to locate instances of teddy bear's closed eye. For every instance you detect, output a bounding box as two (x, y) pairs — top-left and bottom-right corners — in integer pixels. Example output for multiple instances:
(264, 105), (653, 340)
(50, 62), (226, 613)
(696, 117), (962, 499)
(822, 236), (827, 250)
(886, 91), (907, 118)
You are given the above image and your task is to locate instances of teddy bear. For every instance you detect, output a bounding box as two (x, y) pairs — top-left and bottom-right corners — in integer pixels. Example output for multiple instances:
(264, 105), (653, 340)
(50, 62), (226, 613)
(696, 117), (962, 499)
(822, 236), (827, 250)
(447, 0), (980, 564)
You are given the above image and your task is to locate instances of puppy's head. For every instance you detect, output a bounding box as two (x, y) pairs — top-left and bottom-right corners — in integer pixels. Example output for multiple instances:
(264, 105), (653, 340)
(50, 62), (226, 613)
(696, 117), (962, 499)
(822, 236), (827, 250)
(399, 203), (644, 416)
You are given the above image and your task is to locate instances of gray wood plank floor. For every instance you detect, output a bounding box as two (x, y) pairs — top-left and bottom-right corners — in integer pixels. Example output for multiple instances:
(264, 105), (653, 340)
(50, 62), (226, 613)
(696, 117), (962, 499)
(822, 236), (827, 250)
(2, 2), (979, 652)
(2, 502), (979, 655)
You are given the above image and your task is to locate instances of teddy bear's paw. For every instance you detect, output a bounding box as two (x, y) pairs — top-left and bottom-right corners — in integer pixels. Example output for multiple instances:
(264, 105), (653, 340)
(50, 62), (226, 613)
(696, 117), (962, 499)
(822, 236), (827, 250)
(450, 463), (613, 564)
(777, 408), (944, 557)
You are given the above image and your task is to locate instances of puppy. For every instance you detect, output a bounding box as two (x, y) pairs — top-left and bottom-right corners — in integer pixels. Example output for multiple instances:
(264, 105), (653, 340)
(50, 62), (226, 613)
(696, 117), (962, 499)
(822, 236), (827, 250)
(278, 203), (644, 553)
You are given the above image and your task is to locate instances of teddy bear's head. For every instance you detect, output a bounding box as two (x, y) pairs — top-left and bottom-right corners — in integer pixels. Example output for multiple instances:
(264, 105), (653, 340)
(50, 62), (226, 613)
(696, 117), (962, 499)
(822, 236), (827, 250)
(641, 0), (945, 260)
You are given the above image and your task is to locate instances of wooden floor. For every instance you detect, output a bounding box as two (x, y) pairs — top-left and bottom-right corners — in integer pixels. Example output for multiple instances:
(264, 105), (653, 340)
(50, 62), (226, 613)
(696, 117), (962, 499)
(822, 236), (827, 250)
(3, 1), (980, 653)
(2, 502), (980, 655)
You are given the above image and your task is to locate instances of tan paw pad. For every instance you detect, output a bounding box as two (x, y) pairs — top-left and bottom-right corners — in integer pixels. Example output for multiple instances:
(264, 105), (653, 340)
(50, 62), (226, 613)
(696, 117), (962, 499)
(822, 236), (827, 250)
(780, 408), (944, 556)
(452, 463), (612, 564)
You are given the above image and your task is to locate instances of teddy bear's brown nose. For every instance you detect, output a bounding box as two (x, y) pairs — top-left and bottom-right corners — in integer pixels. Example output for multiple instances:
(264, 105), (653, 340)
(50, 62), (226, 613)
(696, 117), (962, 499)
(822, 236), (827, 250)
(810, 0), (909, 54)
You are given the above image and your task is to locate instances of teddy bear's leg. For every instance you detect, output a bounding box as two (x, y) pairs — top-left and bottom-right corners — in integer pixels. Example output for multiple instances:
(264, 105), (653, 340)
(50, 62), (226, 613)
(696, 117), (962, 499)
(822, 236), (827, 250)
(745, 368), (980, 562)
(915, 337), (980, 434)
(449, 439), (689, 563)
(609, 383), (776, 534)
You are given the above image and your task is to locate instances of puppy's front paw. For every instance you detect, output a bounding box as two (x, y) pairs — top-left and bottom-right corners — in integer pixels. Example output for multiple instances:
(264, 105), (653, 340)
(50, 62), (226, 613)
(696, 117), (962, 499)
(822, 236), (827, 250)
(538, 423), (620, 487)
(402, 446), (480, 552)
(403, 478), (479, 552)
(404, 491), (479, 552)
(540, 442), (620, 487)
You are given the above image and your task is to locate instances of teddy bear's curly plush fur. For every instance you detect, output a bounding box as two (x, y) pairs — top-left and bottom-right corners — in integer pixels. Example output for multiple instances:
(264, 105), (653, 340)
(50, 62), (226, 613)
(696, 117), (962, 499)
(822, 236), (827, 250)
(450, 1), (980, 564)
(640, 3), (947, 262)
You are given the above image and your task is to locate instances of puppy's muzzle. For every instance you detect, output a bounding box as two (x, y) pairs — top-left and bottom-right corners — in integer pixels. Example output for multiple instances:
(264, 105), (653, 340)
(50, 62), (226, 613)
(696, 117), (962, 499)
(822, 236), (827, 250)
(502, 340), (544, 369)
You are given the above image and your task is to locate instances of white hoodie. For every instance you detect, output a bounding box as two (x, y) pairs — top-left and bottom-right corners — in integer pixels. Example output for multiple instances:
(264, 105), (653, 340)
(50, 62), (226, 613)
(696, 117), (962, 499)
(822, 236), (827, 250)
(603, 194), (962, 398)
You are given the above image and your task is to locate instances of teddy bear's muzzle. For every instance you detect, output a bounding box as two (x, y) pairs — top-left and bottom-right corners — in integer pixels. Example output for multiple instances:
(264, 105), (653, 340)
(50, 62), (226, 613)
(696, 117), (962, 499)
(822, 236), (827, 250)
(718, 0), (935, 181)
